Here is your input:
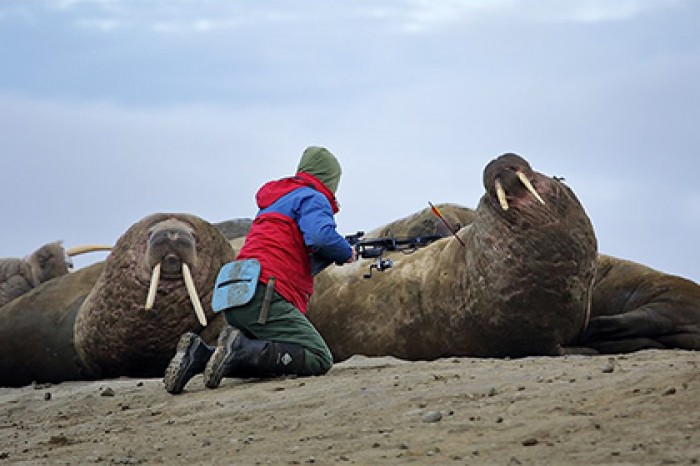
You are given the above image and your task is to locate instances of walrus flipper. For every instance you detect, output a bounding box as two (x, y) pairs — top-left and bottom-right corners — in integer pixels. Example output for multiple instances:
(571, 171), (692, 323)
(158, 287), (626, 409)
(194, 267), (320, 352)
(581, 254), (700, 353)
(581, 311), (693, 353)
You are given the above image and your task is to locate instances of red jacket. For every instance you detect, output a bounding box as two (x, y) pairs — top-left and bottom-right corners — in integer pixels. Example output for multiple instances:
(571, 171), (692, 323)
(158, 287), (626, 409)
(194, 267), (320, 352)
(237, 172), (351, 313)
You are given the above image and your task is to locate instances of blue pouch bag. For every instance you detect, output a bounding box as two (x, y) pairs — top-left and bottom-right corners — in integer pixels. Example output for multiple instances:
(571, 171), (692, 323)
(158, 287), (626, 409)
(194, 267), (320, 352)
(211, 259), (261, 313)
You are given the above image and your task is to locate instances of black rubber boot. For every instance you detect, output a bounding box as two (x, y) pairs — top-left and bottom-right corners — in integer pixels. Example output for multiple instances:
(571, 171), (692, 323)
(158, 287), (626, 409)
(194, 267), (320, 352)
(203, 326), (307, 389)
(163, 332), (214, 394)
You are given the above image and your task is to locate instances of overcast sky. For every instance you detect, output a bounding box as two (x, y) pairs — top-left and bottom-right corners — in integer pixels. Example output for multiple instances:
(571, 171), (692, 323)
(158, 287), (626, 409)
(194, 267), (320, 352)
(1, 0), (699, 283)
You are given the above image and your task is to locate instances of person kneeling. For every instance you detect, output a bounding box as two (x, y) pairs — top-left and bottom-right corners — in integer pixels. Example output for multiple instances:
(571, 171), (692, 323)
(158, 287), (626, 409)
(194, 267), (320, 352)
(163, 146), (355, 394)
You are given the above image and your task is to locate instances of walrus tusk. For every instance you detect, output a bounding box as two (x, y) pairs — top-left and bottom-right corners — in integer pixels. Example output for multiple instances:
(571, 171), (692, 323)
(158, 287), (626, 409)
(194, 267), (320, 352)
(495, 178), (509, 211)
(182, 263), (207, 327)
(145, 263), (161, 310)
(65, 244), (113, 256)
(516, 171), (546, 205)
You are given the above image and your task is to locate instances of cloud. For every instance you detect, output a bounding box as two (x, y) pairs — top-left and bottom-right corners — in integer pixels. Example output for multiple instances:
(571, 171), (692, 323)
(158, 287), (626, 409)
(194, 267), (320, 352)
(4, 0), (688, 36)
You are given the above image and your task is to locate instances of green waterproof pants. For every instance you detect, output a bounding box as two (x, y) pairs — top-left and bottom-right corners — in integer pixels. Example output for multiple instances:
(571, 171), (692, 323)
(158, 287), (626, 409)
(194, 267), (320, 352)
(222, 282), (333, 376)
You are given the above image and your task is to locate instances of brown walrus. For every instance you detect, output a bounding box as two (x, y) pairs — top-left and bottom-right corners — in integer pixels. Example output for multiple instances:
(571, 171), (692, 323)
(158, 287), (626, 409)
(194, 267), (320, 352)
(309, 154), (700, 359)
(0, 213), (235, 387)
(309, 153), (599, 359)
(0, 242), (111, 307)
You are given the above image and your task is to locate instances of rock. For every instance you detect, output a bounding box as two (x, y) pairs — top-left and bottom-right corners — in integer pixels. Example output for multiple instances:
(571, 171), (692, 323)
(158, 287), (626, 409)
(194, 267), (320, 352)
(422, 411), (443, 423)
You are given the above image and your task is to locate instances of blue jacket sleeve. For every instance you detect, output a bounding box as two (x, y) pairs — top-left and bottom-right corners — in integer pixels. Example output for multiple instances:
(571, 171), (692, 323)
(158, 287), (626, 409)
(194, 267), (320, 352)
(296, 190), (353, 264)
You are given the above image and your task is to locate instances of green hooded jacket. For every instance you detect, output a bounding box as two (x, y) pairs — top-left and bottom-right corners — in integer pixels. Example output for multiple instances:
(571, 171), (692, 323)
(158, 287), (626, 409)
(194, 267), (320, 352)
(296, 146), (342, 194)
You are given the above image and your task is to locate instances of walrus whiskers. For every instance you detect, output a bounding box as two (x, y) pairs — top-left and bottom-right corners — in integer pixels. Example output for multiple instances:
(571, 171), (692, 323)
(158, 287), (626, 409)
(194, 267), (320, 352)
(145, 263), (161, 310)
(182, 263), (207, 326)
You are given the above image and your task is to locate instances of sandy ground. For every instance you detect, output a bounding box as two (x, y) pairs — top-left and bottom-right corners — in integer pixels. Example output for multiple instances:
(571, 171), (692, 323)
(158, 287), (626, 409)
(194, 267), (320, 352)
(0, 349), (697, 465)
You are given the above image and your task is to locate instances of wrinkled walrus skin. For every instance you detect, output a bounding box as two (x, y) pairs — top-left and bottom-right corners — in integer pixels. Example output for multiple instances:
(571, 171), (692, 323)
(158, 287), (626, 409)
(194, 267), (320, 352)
(309, 154), (599, 360)
(0, 213), (235, 387)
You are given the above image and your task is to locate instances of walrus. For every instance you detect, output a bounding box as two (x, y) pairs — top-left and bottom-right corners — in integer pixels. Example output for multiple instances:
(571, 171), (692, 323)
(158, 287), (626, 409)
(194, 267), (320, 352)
(0, 213), (235, 387)
(309, 153), (599, 359)
(309, 154), (700, 359)
(0, 241), (111, 307)
(364, 210), (700, 355)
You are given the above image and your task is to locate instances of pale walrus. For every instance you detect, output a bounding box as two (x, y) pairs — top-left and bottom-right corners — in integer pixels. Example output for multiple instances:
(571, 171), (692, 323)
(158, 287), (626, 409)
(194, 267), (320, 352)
(309, 153), (599, 360)
(0, 213), (235, 387)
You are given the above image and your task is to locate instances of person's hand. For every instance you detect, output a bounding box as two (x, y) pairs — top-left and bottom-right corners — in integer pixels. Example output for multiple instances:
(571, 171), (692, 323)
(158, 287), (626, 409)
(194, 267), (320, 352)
(346, 248), (358, 263)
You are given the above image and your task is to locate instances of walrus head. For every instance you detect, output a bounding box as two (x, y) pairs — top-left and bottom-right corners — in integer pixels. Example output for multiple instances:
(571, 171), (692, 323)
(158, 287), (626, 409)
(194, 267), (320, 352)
(73, 213), (236, 378)
(143, 219), (207, 326)
(24, 242), (112, 286)
(484, 153), (546, 212)
(463, 153), (598, 356)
